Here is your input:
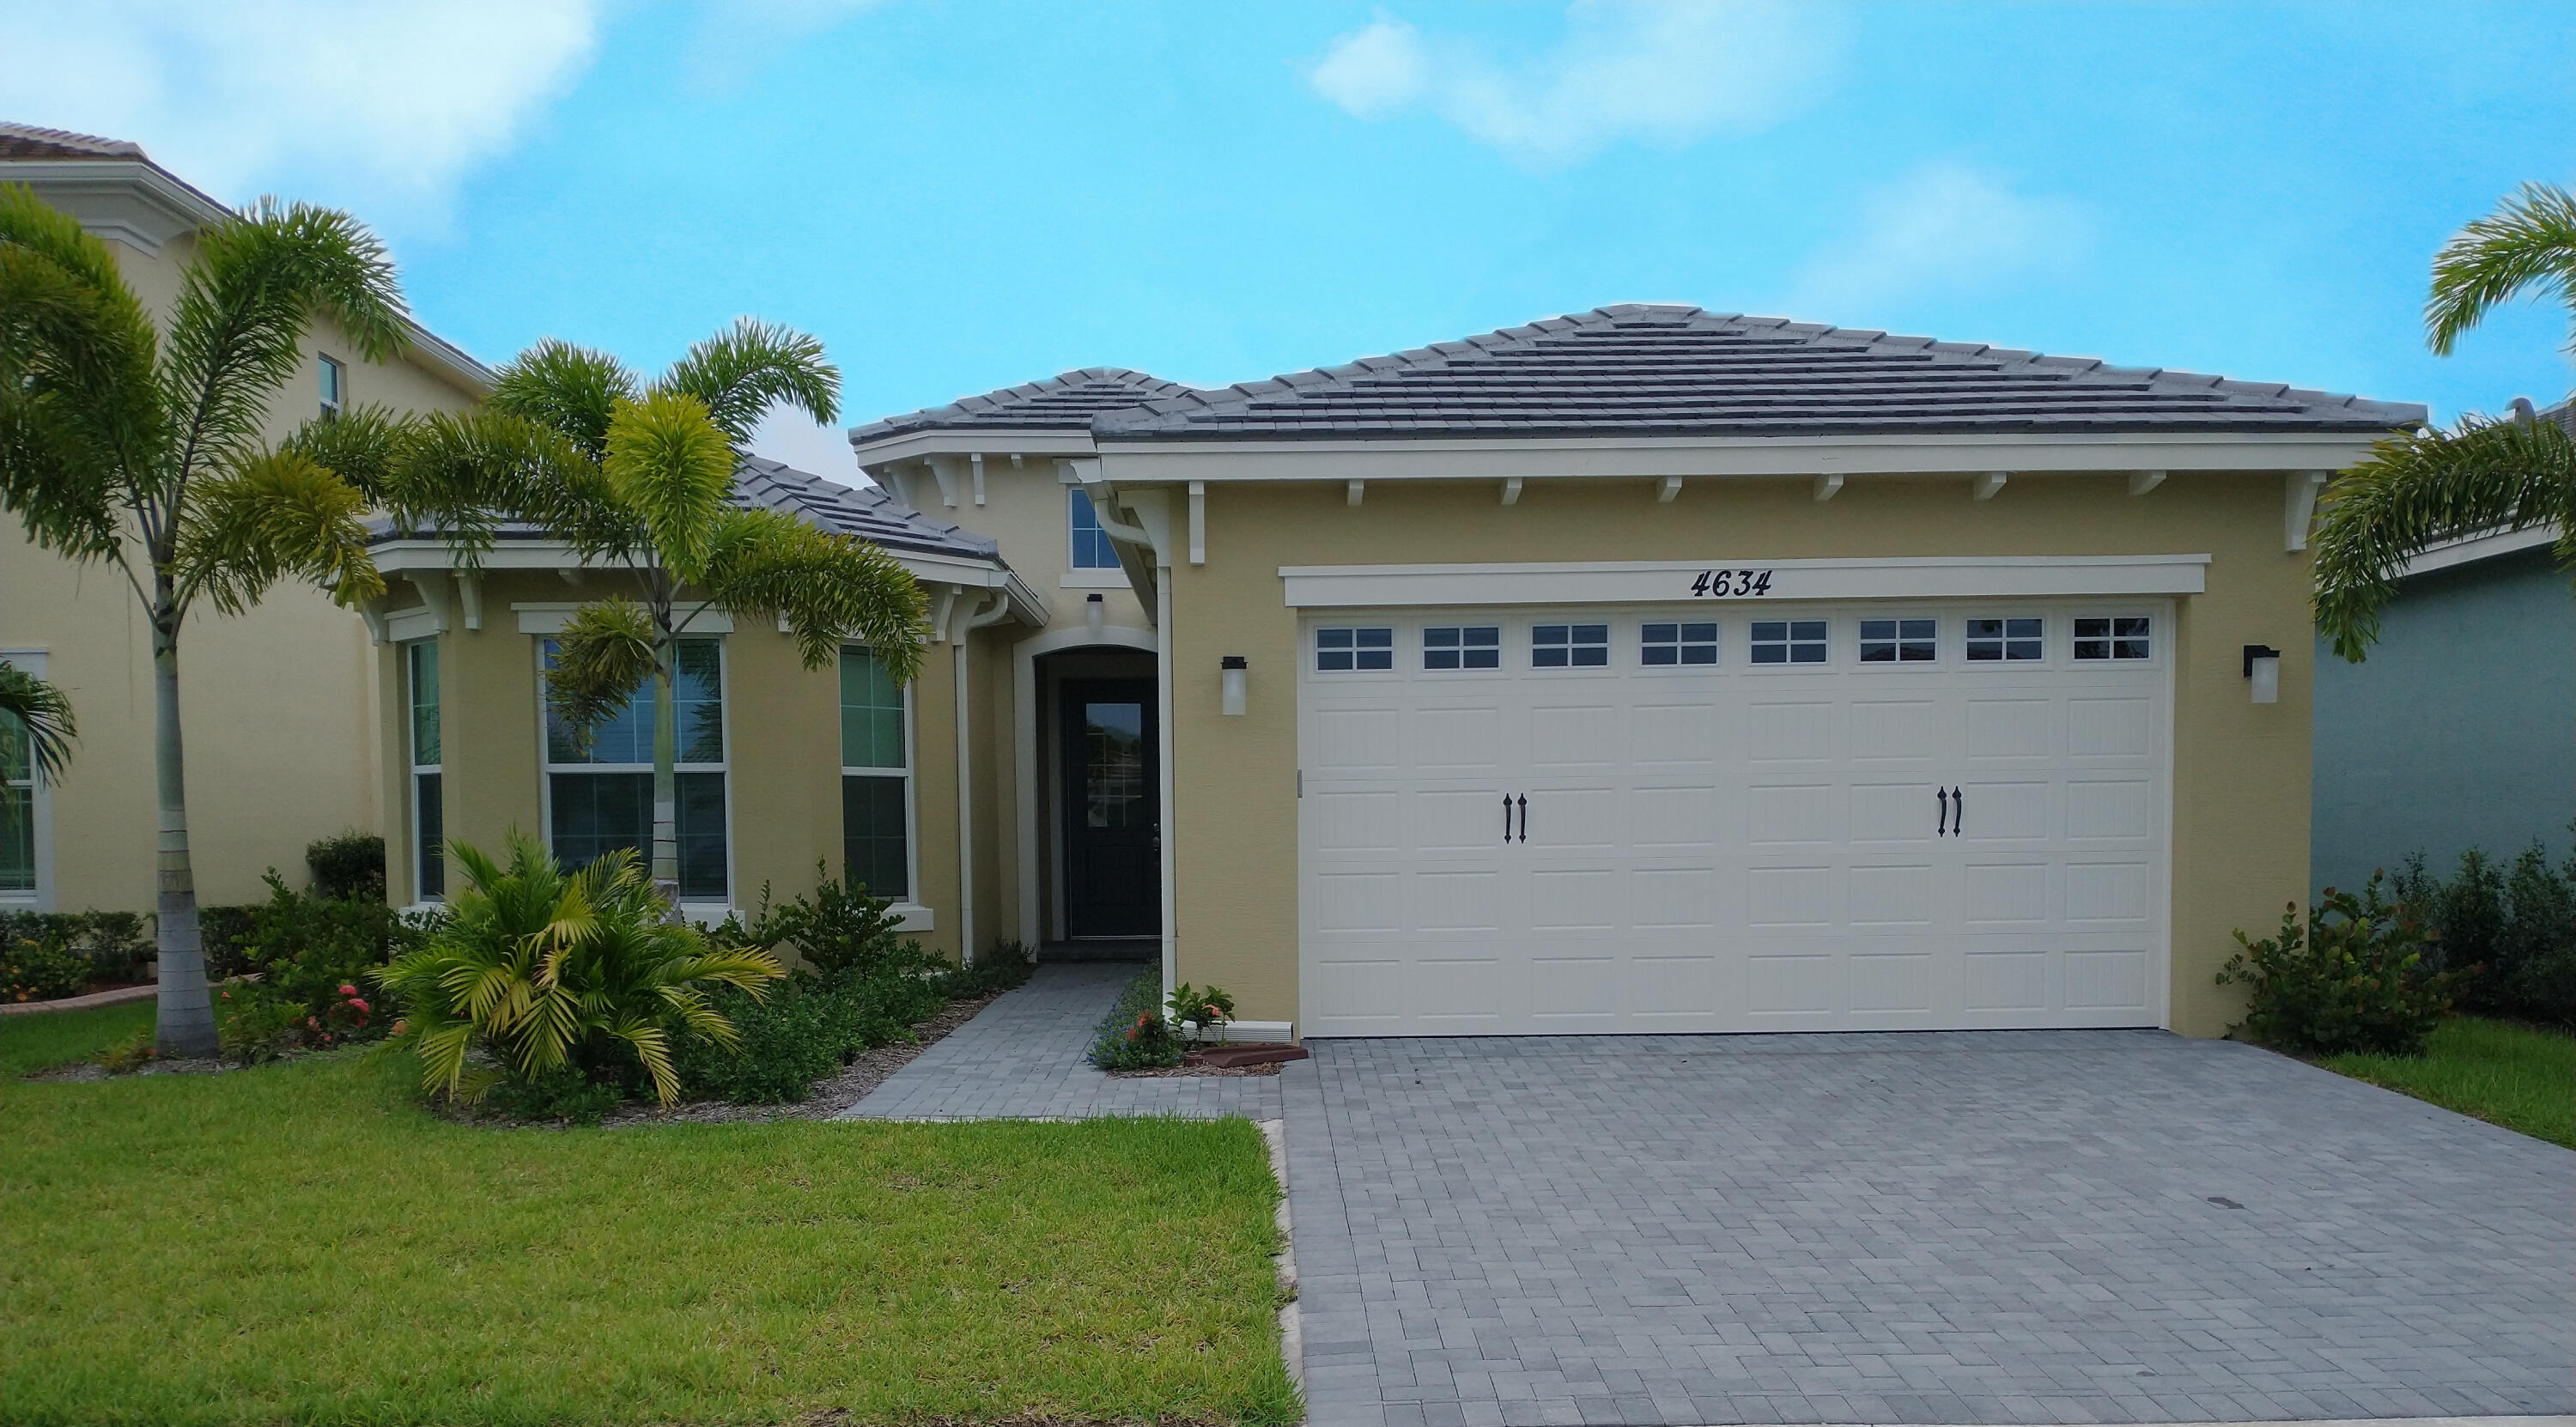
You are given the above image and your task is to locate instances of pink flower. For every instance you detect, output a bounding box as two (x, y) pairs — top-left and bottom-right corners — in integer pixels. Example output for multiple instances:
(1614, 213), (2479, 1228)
(338, 984), (357, 997)
(306, 1016), (319, 1028)
(349, 998), (369, 1013)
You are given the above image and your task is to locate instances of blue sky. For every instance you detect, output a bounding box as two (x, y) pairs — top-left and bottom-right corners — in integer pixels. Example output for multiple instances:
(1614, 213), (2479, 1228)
(13, 2), (2575, 471)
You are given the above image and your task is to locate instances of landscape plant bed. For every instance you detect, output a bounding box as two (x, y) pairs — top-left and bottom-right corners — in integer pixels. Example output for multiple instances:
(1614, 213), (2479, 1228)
(598, 986), (1011, 1125)
(1109, 1043), (1306, 1078)
(3, 1051), (1300, 1426)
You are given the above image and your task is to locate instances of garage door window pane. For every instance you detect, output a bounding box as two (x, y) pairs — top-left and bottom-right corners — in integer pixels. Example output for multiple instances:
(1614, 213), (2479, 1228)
(1641, 622), (1718, 665)
(1860, 617), (1936, 663)
(1532, 623), (1608, 668)
(1317, 627), (1393, 671)
(1751, 619), (1828, 665)
(2075, 616), (2152, 660)
(1967, 617), (2044, 661)
(1424, 626), (1499, 670)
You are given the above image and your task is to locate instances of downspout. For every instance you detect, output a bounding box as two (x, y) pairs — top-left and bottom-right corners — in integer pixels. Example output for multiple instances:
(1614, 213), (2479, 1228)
(953, 589), (1011, 964)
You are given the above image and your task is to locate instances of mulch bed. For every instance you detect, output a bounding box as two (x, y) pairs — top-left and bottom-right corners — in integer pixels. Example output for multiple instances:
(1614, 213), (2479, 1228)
(1106, 1042), (1307, 1078)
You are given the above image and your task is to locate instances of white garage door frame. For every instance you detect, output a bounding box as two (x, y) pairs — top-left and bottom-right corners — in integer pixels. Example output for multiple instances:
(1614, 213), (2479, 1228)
(1290, 556), (2200, 1039)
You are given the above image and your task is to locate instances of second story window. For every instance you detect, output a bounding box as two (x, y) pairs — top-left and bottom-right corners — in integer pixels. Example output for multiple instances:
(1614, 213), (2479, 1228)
(319, 355), (345, 421)
(1069, 489), (1120, 569)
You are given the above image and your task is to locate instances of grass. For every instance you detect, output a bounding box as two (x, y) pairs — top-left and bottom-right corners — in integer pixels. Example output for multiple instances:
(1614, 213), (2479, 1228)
(0, 999), (155, 1078)
(2322, 1016), (2576, 1149)
(0, 1052), (1297, 1427)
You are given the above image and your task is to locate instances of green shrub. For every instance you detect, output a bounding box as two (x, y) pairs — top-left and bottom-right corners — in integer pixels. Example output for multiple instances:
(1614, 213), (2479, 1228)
(671, 969), (931, 1105)
(930, 938), (1036, 999)
(305, 830), (387, 902)
(97, 1024), (159, 1075)
(0, 910), (154, 997)
(1088, 969), (1183, 1071)
(199, 903), (260, 980)
(2, 936), (90, 1002)
(483, 1063), (628, 1125)
(2393, 838), (2576, 1027)
(1166, 981), (1236, 1042)
(380, 833), (784, 1108)
(2220, 874), (2459, 1056)
(216, 981), (302, 1066)
(231, 871), (425, 1034)
(728, 865), (930, 978)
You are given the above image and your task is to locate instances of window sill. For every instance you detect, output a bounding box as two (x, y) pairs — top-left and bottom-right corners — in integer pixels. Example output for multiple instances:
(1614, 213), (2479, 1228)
(1059, 569), (1129, 589)
(886, 902), (934, 931)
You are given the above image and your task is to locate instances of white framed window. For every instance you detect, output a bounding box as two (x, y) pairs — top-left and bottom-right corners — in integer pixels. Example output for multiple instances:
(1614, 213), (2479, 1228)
(1640, 621), (1719, 666)
(406, 641), (444, 902)
(841, 647), (914, 901)
(319, 354), (345, 421)
(0, 650), (44, 907)
(1859, 616), (1937, 664)
(2074, 616), (2153, 661)
(1750, 619), (1829, 665)
(1532, 622), (1609, 668)
(1966, 616), (2045, 662)
(1423, 625), (1500, 671)
(1316, 627), (1394, 671)
(1068, 488), (1121, 569)
(539, 636), (730, 902)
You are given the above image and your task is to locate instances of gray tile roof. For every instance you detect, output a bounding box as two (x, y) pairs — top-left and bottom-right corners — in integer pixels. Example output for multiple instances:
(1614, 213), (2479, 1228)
(1086, 305), (2427, 440)
(0, 123), (145, 160)
(848, 367), (1198, 444)
(367, 457), (1002, 564)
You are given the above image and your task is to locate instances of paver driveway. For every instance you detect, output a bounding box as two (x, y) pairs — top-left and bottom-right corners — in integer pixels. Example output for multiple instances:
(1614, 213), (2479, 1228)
(1279, 1031), (2573, 1427)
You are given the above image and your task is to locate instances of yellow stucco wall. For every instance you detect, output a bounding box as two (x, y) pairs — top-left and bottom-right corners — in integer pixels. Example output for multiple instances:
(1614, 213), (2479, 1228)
(1156, 471), (2315, 1039)
(3, 228), (483, 914)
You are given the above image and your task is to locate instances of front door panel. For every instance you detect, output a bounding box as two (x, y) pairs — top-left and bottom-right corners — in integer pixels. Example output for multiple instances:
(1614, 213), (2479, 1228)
(1062, 680), (1159, 938)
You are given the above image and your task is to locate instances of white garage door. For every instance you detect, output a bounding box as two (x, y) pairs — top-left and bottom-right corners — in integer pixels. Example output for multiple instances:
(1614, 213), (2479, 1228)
(1297, 601), (2172, 1035)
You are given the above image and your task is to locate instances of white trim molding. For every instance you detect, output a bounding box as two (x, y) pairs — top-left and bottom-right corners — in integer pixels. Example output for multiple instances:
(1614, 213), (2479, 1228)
(2403, 522), (2561, 578)
(1278, 555), (2213, 609)
(513, 604), (736, 635)
(2284, 471), (2329, 553)
(1012, 623), (1162, 949)
(0, 647), (54, 910)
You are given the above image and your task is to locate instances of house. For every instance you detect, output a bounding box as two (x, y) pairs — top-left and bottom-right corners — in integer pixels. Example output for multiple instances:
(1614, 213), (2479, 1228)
(2312, 398), (2573, 897)
(0, 124), (495, 914)
(379, 305), (2421, 1041)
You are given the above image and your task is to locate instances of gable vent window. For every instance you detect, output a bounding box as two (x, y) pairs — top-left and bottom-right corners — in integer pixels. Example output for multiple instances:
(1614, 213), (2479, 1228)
(1068, 489), (1120, 569)
(1641, 621), (1718, 665)
(1750, 619), (1828, 665)
(1966, 617), (2044, 661)
(319, 354), (345, 421)
(1424, 626), (1500, 670)
(1532, 623), (1609, 668)
(1859, 617), (1936, 663)
(1316, 627), (1393, 671)
(2075, 616), (2152, 661)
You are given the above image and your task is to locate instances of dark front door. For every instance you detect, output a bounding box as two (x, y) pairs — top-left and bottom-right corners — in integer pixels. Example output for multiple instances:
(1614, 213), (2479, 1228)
(1061, 679), (1160, 938)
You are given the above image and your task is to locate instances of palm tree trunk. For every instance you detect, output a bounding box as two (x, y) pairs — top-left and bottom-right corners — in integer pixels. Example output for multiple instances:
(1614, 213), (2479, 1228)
(150, 607), (217, 1057)
(649, 648), (681, 909)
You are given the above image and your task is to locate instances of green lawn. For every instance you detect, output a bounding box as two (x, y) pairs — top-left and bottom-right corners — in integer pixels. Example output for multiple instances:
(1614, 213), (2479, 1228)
(0, 1052), (1297, 1427)
(2323, 1016), (2576, 1149)
(0, 999), (154, 1078)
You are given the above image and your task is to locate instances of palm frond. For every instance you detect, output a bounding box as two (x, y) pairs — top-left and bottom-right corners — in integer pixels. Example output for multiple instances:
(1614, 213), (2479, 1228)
(386, 407), (617, 568)
(278, 402), (410, 504)
(0, 659), (78, 781)
(2427, 181), (2576, 355)
(544, 598), (659, 753)
(656, 317), (839, 450)
(698, 506), (929, 680)
(603, 391), (735, 581)
(2312, 412), (2576, 660)
(174, 448), (386, 616)
(162, 198), (409, 498)
(490, 338), (639, 464)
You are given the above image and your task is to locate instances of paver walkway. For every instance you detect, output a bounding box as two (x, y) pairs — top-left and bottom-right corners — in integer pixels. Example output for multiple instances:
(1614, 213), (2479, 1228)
(1281, 1031), (2575, 1427)
(838, 961), (1283, 1120)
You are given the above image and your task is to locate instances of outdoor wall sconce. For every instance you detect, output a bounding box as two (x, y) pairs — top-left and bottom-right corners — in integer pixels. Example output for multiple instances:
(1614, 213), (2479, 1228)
(1084, 592), (1104, 638)
(2243, 644), (2281, 705)
(1220, 655), (1248, 716)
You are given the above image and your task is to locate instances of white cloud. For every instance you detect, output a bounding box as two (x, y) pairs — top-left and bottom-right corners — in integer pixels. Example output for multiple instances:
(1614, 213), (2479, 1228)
(1788, 161), (2093, 316)
(1304, 1), (1843, 168)
(685, 0), (889, 93)
(750, 406), (860, 481)
(0, 1), (602, 216)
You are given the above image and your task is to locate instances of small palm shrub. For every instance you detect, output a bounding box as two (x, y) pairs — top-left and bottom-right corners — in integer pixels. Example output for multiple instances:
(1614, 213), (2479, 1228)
(380, 833), (784, 1107)
(2219, 874), (2460, 1056)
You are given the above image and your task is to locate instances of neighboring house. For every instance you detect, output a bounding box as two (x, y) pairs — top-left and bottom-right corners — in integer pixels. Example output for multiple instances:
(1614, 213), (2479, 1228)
(0, 124), (494, 914)
(2312, 399), (2574, 897)
(386, 304), (2419, 1042)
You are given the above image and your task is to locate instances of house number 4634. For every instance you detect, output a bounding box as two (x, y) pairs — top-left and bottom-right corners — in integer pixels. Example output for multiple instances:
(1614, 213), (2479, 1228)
(1689, 568), (1775, 598)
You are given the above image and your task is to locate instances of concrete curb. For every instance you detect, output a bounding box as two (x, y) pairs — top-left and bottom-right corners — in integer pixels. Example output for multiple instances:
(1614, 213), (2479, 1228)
(2, 983), (156, 1016)
(1259, 1117), (1302, 1392)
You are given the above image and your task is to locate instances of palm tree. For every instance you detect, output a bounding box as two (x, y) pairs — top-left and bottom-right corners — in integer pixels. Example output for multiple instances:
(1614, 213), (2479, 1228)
(2314, 181), (2576, 659)
(0, 185), (413, 1055)
(0, 660), (76, 782)
(392, 323), (927, 906)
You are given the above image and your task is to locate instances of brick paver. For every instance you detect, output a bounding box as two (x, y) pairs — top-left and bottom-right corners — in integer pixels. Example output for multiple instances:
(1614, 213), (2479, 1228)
(838, 961), (1282, 1120)
(1281, 1032), (2575, 1427)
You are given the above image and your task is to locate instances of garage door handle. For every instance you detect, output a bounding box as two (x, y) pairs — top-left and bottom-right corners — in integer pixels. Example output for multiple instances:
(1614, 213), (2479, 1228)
(1503, 793), (1513, 843)
(1516, 793), (1528, 843)
(1952, 786), (1964, 836)
(1936, 786), (1950, 837)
